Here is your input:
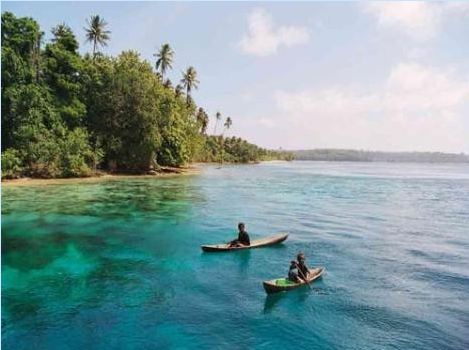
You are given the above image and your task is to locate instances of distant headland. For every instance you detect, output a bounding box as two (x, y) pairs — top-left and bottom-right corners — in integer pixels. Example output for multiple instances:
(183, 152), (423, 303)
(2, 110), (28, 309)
(291, 149), (469, 163)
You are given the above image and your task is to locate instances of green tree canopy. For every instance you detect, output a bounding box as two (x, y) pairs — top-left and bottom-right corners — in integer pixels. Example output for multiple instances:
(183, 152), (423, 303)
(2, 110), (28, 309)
(1, 12), (292, 179)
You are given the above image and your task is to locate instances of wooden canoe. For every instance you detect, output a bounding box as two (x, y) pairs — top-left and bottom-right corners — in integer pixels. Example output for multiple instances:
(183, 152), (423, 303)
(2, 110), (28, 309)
(262, 267), (325, 294)
(201, 233), (288, 252)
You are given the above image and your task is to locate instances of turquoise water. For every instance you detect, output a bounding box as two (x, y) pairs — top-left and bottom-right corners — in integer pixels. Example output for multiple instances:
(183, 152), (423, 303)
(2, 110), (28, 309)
(2, 162), (469, 349)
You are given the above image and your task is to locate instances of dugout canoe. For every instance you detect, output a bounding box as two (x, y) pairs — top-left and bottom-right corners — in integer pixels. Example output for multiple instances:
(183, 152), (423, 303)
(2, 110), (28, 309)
(262, 267), (325, 294)
(201, 233), (288, 252)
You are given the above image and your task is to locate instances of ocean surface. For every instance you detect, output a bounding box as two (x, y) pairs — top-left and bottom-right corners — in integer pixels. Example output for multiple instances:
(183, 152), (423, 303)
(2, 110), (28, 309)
(2, 162), (469, 349)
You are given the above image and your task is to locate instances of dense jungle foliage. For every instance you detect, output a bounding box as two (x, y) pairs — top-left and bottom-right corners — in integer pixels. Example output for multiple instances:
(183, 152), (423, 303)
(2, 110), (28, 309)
(1, 12), (292, 179)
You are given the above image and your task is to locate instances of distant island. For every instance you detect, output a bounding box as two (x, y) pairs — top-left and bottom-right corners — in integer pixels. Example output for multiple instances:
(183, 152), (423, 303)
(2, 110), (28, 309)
(292, 149), (469, 163)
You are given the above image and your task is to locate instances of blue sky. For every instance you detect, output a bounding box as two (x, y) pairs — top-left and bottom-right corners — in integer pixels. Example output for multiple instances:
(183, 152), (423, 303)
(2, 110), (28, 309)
(3, 1), (469, 152)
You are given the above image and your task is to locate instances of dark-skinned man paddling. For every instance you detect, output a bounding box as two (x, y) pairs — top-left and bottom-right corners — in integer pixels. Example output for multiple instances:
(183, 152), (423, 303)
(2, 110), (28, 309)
(288, 253), (311, 283)
(228, 222), (250, 248)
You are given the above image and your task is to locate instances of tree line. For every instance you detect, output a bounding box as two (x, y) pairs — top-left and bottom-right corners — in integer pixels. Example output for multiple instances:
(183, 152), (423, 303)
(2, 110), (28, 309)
(1, 12), (292, 179)
(293, 149), (469, 163)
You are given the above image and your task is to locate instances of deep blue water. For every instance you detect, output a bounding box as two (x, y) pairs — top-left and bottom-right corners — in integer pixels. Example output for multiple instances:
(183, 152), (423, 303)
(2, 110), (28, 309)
(2, 162), (469, 349)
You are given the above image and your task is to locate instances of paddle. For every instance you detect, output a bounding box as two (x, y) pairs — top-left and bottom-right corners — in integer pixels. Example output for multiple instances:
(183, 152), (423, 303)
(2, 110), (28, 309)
(295, 262), (311, 289)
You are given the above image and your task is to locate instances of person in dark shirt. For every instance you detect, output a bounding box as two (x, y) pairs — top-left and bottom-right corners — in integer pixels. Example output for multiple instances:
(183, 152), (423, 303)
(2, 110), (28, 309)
(228, 222), (250, 247)
(288, 253), (310, 282)
(296, 253), (310, 280)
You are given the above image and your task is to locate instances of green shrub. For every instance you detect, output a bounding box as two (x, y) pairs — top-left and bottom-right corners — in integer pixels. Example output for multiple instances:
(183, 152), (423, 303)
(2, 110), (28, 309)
(59, 128), (95, 177)
(1, 149), (23, 179)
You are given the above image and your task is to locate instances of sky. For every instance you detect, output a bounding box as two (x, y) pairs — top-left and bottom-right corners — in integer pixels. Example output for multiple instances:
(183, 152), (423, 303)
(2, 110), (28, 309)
(3, 1), (469, 153)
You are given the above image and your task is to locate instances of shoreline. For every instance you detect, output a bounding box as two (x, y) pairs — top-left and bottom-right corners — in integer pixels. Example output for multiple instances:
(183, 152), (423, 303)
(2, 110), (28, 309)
(2, 160), (290, 187)
(2, 165), (200, 187)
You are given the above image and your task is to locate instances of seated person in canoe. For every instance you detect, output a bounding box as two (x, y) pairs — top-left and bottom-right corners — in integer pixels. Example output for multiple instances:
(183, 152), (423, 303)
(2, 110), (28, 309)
(228, 222), (250, 247)
(288, 253), (310, 282)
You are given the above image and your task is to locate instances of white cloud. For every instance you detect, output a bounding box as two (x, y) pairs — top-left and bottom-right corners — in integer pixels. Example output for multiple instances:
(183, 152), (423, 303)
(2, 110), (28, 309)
(363, 1), (469, 41)
(274, 63), (469, 152)
(239, 8), (310, 56)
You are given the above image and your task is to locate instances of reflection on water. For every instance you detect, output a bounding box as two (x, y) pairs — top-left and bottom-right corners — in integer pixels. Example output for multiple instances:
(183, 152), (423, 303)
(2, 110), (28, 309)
(237, 250), (251, 274)
(262, 282), (315, 314)
(263, 294), (283, 314)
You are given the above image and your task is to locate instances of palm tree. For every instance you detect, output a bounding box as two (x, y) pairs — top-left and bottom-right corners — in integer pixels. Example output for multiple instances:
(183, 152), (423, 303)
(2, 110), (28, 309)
(213, 111), (221, 135)
(219, 135), (225, 165)
(154, 43), (174, 80)
(84, 15), (111, 56)
(224, 117), (232, 134)
(221, 117), (232, 165)
(202, 115), (209, 134)
(52, 23), (69, 40)
(180, 66), (199, 104)
(196, 108), (209, 134)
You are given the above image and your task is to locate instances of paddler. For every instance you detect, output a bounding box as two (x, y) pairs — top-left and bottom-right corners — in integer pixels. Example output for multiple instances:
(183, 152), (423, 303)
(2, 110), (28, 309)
(228, 222), (250, 247)
(288, 253), (310, 282)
